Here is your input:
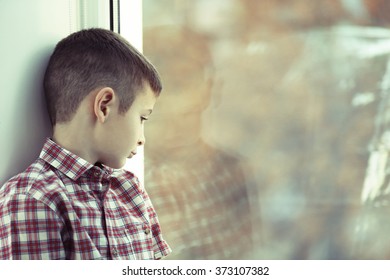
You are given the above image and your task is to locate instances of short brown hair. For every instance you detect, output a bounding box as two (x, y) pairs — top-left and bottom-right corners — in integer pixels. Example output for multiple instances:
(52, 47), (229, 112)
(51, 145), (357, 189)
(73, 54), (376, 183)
(43, 28), (162, 125)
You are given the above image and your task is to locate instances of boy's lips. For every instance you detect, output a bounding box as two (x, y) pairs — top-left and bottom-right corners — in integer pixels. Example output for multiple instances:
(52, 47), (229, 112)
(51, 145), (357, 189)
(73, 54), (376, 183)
(129, 151), (137, 157)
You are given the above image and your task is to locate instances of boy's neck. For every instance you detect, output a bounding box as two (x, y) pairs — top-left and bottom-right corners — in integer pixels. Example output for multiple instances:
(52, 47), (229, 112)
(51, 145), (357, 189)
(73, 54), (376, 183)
(53, 122), (97, 165)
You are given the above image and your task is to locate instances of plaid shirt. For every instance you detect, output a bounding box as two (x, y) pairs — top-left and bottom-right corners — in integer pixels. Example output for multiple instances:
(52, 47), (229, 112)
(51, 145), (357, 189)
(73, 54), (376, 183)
(0, 138), (171, 260)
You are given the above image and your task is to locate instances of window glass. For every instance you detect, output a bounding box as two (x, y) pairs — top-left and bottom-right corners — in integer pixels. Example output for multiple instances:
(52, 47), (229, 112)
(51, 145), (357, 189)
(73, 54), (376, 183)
(142, 0), (390, 259)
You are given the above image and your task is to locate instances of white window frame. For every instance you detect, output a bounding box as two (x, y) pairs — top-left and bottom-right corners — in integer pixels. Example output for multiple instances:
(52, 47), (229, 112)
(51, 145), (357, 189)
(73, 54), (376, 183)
(117, 0), (145, 185)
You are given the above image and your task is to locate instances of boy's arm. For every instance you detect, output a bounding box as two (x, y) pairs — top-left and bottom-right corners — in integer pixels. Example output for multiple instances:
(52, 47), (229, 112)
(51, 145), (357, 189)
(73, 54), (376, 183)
(0, 194), (66, 260)
(141, 189), (172, 259)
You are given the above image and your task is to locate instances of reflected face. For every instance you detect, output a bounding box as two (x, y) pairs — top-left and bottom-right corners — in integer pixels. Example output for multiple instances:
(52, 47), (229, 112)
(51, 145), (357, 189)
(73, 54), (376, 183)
(99, 84), (157, 168)
(145, 78), (211, 151)
(142, 27), (213, 152)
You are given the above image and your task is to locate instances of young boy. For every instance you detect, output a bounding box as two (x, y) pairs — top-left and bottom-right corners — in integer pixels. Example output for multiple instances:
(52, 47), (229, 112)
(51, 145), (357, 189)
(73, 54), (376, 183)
(0, 28), (171, 260)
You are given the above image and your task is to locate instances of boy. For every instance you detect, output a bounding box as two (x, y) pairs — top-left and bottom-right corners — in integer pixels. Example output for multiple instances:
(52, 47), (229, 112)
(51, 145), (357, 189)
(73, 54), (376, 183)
(0, 28), (171, 260)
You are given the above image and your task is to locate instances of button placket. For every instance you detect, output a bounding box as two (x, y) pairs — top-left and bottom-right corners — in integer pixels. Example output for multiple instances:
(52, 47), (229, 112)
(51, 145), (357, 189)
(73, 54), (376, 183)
(112, 247), (118, 258)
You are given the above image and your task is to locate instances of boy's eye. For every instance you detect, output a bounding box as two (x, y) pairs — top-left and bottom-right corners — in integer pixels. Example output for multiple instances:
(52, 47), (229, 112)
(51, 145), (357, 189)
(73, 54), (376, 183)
(141, 116), (148, 123)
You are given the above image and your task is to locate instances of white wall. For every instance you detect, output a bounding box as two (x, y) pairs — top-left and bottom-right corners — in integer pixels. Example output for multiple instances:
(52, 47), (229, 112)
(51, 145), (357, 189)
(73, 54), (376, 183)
(0, 0), (75, 185)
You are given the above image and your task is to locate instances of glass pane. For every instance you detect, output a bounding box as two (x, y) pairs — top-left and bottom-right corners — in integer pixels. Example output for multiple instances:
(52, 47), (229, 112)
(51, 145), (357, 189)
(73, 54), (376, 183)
(142, 0), (390, 259)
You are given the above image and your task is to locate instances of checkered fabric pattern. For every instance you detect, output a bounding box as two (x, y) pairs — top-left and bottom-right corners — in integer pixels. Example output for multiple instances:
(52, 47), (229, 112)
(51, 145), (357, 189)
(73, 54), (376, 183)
(145, 142), (255, 259)
(0, 138), (171, 260)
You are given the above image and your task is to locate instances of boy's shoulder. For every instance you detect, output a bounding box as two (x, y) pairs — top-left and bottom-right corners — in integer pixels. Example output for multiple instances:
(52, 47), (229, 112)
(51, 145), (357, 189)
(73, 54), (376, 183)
(0, 158), (64, 205)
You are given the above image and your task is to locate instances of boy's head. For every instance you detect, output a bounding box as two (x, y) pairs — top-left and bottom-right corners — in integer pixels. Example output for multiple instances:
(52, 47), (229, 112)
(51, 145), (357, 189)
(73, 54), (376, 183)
(44, 28), (162, 126)
(44, 28), (162, 168)
(143, 26), (213, 152)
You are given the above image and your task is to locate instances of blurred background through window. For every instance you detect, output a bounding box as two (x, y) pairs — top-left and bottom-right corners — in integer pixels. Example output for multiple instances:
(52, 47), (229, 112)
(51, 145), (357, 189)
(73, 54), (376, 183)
(142, 0), (390, 259)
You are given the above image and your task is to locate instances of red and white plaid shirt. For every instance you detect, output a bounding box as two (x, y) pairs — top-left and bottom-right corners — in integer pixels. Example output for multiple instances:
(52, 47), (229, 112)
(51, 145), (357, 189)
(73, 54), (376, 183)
(0, 138), (171, 260)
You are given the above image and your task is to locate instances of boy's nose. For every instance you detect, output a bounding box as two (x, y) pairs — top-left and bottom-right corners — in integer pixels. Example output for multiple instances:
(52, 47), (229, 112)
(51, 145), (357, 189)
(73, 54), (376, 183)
(137, 133), (145, 146)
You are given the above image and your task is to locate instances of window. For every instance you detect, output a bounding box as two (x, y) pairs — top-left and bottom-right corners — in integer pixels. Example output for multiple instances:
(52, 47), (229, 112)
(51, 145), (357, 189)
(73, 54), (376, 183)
(141, 0), (390, 259)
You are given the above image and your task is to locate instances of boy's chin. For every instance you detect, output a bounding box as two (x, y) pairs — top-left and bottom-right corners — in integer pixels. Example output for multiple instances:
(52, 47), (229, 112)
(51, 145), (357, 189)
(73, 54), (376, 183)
(104, 159), (127, 169)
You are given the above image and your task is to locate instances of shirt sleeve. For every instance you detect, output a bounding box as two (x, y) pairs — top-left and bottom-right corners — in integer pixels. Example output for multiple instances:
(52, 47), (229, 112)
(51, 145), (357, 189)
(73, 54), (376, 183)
(141, 189), (172, 259)
(0, 194), (66, 260)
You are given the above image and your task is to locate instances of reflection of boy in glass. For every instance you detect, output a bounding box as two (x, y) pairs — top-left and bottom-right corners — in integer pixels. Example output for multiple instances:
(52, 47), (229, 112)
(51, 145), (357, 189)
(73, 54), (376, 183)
(143, 26), (256, 259)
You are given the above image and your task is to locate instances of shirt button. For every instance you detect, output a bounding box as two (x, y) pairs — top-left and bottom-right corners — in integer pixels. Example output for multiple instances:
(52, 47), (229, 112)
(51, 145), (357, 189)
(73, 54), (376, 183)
(94, 171), (100, 177)
(112, 247), (118, 257)
(144, 228), (151, 235)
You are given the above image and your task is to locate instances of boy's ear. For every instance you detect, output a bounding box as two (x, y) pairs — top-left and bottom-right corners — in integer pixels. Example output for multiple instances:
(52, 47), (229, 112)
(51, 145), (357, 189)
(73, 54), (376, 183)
(93, 87), (116, 123)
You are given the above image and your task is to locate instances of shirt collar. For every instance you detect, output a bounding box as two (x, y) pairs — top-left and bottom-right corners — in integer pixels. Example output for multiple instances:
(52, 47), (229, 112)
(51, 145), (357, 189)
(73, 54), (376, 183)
(39, 138), (95, 181)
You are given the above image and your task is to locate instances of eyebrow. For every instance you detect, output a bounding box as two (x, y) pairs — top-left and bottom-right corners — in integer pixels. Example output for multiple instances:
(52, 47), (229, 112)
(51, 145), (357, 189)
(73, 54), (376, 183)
(145, 109), (153, 115)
